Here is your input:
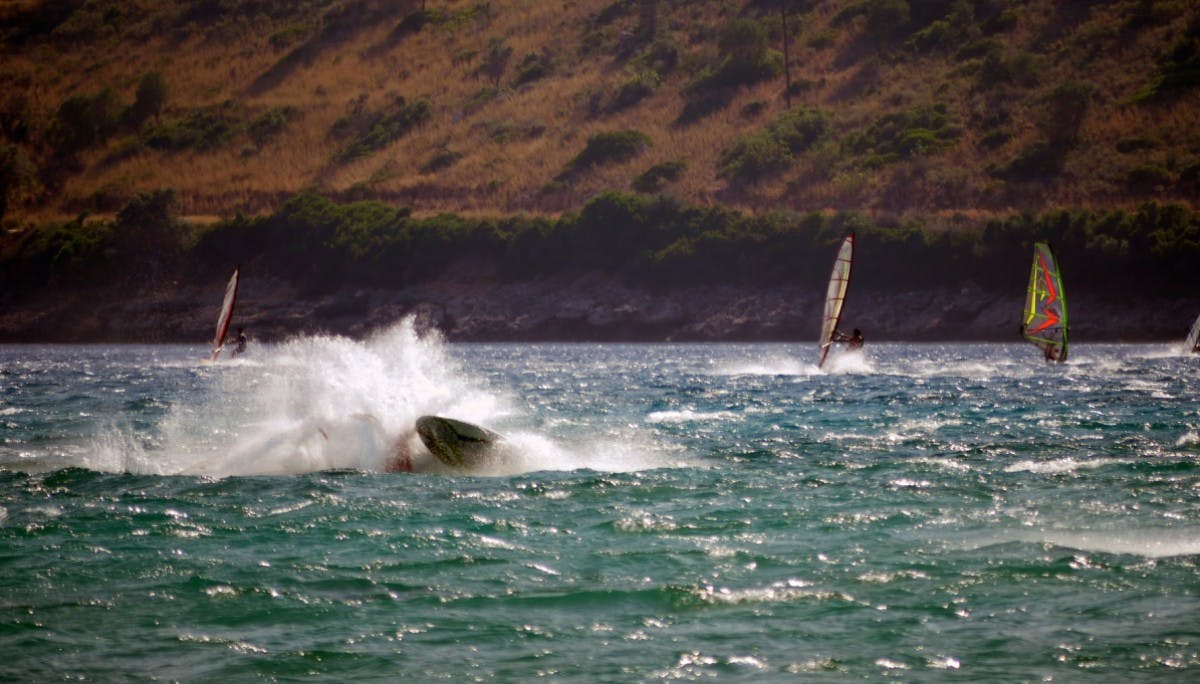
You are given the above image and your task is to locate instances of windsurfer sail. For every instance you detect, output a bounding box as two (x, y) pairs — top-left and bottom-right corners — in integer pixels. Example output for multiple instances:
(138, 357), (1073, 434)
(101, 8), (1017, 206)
(1021, 243), (1068, 363)
(1185, 312), (1200, 354)
(210, 267), (239, 361)
(818, 233), (855, 368)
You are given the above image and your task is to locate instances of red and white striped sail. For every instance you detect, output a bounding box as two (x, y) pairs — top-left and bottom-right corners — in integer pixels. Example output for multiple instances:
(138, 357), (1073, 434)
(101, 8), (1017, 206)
(211, 267), (239, 361)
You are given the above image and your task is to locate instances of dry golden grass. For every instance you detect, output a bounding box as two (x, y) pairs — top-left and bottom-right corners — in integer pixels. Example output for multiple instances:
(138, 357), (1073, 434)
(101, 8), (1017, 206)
(3, 0), (1198, 224)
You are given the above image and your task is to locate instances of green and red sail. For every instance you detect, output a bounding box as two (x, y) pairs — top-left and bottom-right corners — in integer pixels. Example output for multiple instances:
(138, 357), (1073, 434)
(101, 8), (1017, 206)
(1023, 242), (1068, 362)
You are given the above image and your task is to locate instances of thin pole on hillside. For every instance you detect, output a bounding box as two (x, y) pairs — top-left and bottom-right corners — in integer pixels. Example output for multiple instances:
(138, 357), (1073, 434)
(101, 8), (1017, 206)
(781, 2), (792, 109)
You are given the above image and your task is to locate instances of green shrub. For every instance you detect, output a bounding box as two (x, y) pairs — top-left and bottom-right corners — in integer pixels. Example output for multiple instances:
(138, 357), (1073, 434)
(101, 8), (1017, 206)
(771, 108), (834, 154)
(719, 132), (793, 184)
(633, 159), (686, 193)
(844, 103), (959, 166)
(129, 72), (167, 127)
(268, 22), (313, 49)
(248, 106), (297, 147)
(979, 128), (1012, 149)
(333, 96), (432, 163)
(1115, 136), (1159, 154)
(808, 28), (836, 49)
(49, 88), (125, 156)
(630, 38), (679, 76)
(0, 143), (38, 221)
(1134, 18), (1200, 102)
(864, 0), (912, 42)
(993, 142), (1062, 181)
(907, 19), (954, 53)
(421, 148), (463, 173)
(143, 103), (243, 151)
(678, 18), (782, 124)
(462, 87), (499, 115)
(1043, 80), (1093, 149)
(610, 70), (659, 112)
(513, 50), (553, 87)
(719, 108), (832, 185)
(478, 38), (513, 87)
(0, 217), (114, 293)
(560, 130), (651, 177)
(480, 118), (545, 143)
(113, 188), (186, 280)
(978, 49), (1039, 89)
(1127, 164), (1173, 194)
(393, 9), (437, 39)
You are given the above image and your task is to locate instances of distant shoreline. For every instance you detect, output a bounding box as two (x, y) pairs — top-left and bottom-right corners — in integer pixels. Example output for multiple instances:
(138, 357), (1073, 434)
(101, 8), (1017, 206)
(3, 274), (1195, 345)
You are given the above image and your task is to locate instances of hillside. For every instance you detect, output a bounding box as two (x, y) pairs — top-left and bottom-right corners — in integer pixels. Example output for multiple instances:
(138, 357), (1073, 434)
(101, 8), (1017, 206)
(2, 0), (1199, 224)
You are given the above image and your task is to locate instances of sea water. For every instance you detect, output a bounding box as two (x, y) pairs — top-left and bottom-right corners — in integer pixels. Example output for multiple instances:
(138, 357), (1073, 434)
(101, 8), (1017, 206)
(1, 320), (1198, 681)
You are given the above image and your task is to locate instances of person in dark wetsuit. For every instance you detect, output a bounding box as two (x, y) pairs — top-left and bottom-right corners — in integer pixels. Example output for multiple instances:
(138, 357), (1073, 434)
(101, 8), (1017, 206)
(232, 327), (247, 356)
(834, 328), (864, 350)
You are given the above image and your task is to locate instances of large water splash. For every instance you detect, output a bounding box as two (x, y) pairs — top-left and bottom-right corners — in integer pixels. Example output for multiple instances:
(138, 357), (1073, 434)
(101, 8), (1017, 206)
(88, 318), (668, 478)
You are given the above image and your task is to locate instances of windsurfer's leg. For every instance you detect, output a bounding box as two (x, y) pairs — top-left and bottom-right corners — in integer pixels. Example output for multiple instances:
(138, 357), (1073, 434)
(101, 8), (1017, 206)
(386, 438), (414, 472)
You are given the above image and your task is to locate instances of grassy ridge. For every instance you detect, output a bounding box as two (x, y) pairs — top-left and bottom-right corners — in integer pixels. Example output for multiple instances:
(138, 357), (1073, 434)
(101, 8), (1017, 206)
(1, 0), (1198, 223)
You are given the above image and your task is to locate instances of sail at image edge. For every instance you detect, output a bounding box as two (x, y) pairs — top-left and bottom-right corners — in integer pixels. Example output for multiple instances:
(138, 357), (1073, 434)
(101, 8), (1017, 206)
(1185, 312), (1200, 353)
(818, 233), (854, 368)
(1022, 242), (1068, 362)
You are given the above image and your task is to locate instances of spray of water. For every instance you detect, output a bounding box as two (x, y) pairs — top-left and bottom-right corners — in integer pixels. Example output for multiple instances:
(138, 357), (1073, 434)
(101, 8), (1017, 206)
(89, 318), (669, 478)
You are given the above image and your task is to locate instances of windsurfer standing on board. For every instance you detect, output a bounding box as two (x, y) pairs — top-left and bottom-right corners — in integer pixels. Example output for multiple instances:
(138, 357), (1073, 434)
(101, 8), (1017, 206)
(1020, 323), (1064, 363)
(232, 327), (247, 356)
(833, 328), (864, 350)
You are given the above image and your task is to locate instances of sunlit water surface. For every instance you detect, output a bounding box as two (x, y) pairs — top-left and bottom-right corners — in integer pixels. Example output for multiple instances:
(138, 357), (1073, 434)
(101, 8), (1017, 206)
(2, 321), (1198, 680)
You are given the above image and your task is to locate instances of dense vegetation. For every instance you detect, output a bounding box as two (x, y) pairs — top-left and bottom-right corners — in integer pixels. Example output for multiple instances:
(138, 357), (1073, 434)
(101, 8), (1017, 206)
(4, 189), (1197, 306)
(1, 0), (1198, 333)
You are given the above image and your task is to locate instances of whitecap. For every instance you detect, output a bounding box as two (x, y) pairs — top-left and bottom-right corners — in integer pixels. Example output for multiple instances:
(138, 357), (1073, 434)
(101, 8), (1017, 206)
(1004, 457), (1125, 474)
(645, 409), (739, 424)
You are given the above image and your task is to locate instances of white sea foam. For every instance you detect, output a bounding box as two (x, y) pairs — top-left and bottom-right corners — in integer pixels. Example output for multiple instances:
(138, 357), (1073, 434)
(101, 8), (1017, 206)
(646, 409), (739, 424)
(1177, 431), (1200, 448)
(714, 355), (815, 376)
(821, 349), (873, 374)
(92, 317), (670, 478)
(1036, 529), (1200, 559)
(1003, 457), (1126, 475)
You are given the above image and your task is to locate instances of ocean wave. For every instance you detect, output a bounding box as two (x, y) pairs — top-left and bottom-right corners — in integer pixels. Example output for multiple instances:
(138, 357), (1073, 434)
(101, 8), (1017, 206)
(645, 409), (739, 424)
(1003, 457), (1126, 474)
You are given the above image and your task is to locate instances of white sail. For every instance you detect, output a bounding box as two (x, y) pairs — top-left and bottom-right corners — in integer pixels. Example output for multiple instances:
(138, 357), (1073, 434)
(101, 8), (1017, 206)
(1186, 312), (1200, 354)
(818, 233), (854, 368)
(211, 267), (239, 361)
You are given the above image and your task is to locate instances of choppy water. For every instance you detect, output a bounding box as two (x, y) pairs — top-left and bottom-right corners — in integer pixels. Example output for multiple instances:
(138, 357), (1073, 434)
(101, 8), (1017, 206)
(2, 321), (1199, 680)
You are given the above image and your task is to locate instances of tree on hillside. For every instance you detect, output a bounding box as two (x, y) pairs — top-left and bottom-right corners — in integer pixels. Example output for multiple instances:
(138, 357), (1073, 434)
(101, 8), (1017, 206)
(0, 143), (38, 222)
(114, 188), (185, 282)
(130, 71), (168, 127)
(479, 37), (513, 88)
(49, 88), (124, 157)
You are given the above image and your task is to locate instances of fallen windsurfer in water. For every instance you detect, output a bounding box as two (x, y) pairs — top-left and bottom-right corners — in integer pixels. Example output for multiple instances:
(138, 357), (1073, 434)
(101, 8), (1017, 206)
(382, 416), (508, 473)
(833, 328), (864, 350)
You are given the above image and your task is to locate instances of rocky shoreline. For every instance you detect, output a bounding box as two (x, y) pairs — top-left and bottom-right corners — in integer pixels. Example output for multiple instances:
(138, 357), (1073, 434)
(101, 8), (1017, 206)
(2, 268), (1196, 345)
